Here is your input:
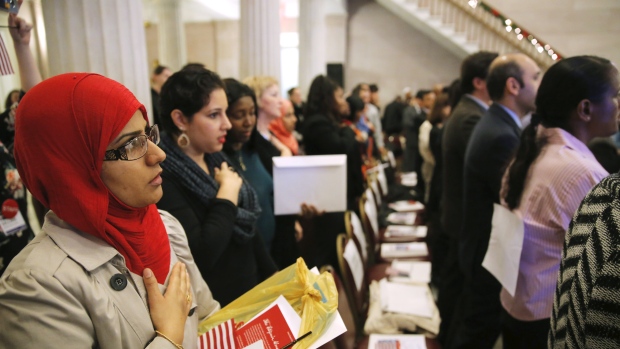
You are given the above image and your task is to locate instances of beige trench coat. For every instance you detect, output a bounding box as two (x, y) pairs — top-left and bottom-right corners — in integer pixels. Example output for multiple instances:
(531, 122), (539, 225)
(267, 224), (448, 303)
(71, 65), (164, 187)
(0, 210), (220, 349)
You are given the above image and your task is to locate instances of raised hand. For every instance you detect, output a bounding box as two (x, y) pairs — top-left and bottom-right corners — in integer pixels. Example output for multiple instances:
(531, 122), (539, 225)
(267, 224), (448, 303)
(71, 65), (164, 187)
(8, 14), (31, 47)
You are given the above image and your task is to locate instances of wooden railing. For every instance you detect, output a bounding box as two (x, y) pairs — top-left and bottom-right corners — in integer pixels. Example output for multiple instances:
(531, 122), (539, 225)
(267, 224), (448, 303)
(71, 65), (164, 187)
(398, 0), (561, 69)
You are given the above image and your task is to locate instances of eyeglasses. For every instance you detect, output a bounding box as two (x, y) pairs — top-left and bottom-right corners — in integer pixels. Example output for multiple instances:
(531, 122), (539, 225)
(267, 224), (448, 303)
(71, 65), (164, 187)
(104, 125), (160, 161)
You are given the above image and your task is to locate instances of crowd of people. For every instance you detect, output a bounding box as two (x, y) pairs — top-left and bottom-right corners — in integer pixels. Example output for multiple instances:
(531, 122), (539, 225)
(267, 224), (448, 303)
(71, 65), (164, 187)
(0, 7), (620, 349)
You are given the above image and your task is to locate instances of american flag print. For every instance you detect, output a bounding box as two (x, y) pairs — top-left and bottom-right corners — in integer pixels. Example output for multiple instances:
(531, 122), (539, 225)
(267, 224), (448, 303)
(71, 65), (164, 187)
(198, 319), (237, 349)
(0, 34), (13, 76)
(376, 339), (401, 349)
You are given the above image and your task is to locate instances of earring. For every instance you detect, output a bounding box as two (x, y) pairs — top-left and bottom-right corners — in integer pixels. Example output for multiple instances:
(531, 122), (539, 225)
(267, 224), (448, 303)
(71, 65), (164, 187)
(177, 132), (190, 148)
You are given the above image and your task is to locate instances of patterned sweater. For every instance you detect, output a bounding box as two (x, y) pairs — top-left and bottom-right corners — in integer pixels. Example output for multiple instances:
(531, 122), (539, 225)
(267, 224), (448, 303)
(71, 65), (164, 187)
(549, 173), (620, 348)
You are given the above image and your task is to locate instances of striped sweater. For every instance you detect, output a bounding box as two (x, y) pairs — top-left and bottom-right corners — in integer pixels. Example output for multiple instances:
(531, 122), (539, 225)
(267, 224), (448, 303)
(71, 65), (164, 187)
(549, 173), (620, 348)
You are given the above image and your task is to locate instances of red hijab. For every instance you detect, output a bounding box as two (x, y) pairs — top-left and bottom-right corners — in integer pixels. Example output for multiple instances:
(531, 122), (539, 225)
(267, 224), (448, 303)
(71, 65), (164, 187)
(14, 73), (170, 283)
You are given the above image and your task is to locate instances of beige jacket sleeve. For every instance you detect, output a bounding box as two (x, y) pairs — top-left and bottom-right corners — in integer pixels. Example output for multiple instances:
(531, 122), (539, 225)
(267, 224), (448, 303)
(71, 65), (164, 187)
(160, 210), (221, 321)
(0, 264), (97, 348)
(0, 211), (220, 349)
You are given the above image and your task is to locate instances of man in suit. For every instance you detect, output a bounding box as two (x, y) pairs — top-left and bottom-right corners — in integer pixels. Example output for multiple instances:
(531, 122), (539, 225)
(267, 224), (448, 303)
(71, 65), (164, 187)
(437, 51), (498, 346)
(452, 53), (542, 349)
(402, 90), (435, 177)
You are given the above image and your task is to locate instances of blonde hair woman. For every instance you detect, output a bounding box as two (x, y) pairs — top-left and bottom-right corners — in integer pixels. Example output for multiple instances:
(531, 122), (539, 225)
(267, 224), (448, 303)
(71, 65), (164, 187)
(243, 76), (292, 173)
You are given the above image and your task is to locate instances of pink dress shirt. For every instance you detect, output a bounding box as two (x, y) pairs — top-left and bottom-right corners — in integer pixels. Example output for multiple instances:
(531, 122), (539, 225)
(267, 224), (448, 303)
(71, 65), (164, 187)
(500, 126), (608, 321)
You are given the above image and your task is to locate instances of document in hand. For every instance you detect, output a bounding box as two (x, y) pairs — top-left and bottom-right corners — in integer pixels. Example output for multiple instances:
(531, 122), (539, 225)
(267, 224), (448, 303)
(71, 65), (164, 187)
(379, 279), (433, 318)
(369, 334), (427, 349)
(380, 242), (428, 258)
(482, 204), (524, 296)
(273, 155), (347, 215)
(198, 258), (345, 349)
(236, 296), (301, 349)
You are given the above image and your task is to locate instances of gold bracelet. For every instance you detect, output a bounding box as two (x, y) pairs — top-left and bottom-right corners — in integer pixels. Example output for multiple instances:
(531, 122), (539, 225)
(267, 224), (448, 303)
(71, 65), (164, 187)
(155, 330), (184, 349)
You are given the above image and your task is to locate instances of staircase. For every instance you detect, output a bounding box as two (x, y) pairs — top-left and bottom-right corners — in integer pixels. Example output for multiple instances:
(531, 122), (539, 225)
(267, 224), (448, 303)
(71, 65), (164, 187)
(376, 0), (560, 69)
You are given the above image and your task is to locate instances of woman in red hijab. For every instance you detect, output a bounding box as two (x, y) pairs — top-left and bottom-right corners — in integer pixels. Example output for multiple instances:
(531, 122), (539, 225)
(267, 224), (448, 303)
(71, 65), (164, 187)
(0, 73), (219, 348)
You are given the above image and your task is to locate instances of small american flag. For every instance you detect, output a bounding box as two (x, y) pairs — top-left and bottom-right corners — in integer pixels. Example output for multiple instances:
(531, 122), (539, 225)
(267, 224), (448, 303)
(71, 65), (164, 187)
(198, 319), (237, 349)
(0, 34), (13, 76)
(376, 339), (401, 349)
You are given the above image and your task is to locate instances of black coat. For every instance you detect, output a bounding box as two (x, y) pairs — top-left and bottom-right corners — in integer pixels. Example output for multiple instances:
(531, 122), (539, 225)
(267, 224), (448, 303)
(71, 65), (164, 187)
(440, 96), (487, 238)
(302, 113), (358, 269)
(249, 129), (281, 176)
(460, 103), (521, 279)
(157, 171), (278, 306)
(383, 100), (407, 135)
(401, 105), (426, 174)
(303, 113), (363, 209)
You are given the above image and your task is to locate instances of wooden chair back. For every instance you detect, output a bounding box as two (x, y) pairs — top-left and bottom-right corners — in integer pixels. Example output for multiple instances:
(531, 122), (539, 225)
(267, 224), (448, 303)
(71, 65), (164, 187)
(359, 190), (380, 260)
(320, 265), (359, 349)
(344, 210), (369, 267)
(336, 233), (369, 335)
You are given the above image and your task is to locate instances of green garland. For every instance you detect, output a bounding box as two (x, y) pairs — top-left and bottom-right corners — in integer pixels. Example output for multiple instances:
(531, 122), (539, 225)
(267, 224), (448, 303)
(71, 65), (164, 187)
(473, 1), (561, 60)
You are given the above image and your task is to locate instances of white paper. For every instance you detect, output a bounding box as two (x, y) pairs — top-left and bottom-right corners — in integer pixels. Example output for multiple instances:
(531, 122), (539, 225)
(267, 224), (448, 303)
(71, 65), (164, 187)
(350, 212), (368, 261)
(379, 279), (433, 318)
(368, 334), (427, 349)
(482, 204), (525, 297)
(388, 200), (425, 212)
(344, 240), (364, 291)
(384, 225), (427, 239)
(386, 212), (416, 225)
(381, 242), (428, 258)
(377, 166), (388, 196)
(308, 268), (347, 349)
(370, 180), (382, 206)
(400, 172), (418, 187)
(244, 295), (302, 334)
(364, 189), (379, 237)
(273, 155), (347, 215)
(0, 211), (27, 236)
(389, 261), (431, 284)
(244, 340), (265, 349)
(387, 151), (397, 168)
(366, 164), (389, 196)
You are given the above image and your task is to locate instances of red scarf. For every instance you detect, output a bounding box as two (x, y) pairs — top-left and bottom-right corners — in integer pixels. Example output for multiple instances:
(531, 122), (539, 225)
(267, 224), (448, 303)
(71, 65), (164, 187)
(14, 73), (170, 283)
(269, 117), (299, 155)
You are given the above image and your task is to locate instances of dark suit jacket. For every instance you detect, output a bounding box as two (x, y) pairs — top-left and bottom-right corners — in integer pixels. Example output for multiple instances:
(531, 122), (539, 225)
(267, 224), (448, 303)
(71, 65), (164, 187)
(460, 103), (522, 279)
(440, 95), (487, 237)
(402, 105), (426, 173)
(383, 99), (407, 135)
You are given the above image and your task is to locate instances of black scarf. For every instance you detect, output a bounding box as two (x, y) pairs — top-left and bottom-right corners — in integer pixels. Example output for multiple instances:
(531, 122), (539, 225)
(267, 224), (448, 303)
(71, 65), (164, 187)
(159, 133), (261, 242)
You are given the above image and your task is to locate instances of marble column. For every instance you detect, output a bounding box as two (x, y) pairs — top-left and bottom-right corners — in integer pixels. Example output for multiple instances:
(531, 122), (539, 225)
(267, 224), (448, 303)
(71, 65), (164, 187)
(156, 0), (186, 71)
(298, 0), (326, 94)
(41, 0), (153, 121)
(239, 0), (281, 81)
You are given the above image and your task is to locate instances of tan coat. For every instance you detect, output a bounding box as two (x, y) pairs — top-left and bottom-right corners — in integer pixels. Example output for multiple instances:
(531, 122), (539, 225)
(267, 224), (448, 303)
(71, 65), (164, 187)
(0, 210), (220, 349)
